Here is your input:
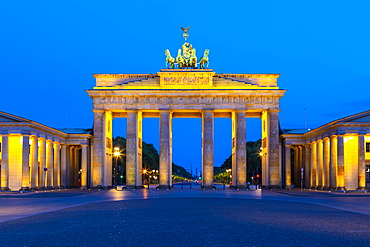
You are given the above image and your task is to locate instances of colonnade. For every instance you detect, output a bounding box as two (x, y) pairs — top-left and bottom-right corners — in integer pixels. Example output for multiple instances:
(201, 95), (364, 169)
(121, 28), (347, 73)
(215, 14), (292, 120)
(284, 134), (367, 190)
(93, 109), (281, 189)
(0, 134), (89, 191)
(123, 110), (250, 189)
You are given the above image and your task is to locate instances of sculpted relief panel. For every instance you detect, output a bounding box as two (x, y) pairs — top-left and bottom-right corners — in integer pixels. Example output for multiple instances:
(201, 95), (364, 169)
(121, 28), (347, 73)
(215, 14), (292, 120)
(162, 76), (210, 85)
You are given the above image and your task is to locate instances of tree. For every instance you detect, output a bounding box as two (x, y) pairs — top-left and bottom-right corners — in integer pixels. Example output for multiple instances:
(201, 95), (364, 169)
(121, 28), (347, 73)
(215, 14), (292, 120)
(113, 136), (192, 181)
(218, 139), (262, 180)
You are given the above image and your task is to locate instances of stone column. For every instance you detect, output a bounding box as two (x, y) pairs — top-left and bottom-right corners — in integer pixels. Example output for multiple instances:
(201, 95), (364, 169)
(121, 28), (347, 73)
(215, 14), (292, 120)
(0, 135), (9, 190)
(316, 140), (322, 189)
(21, 135), (30, 191)
(39, 138), (46, 190)
(74, 147), (79, 187)
(46, 140), (54, 189)
(357, 135), (366, 190)
(159, 110), (172, 189)
(310, 142), (316, 188)
(126, 111), (140, 188)
(202, 110), (214, 189)
(234, 111), (246, 188)
(30, 136), (38, 190)
(92, 110), (104, 188)
(285, 145), (291, 188)
(60, 144), (67, 188)
(268, 110), (280, 187)
(81, 145), (88, 189)
(53, 142), (61, 189)
(337, 135), (345, 190)
(303, 144), (311, 188)
(68, 146), (74, 187)
(293, 146), (299, 186)
(329, 136), (337, 189)
(322, 138), (329, 189)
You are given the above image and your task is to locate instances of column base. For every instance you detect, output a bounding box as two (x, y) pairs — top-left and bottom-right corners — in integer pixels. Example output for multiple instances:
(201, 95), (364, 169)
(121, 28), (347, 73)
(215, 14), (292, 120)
(335, 186), (346, 191)
(53, 186), (61, 190)
(356, 187), (366, 190)
(46, 186), (55, 190)
(20, 187), (30, 191)
(0, 187), (10, 191)
(201, 185), (216, 190)
(80, 186), (88, 190)
(156, 185), (172, 190)
(31, 187), (39, 191)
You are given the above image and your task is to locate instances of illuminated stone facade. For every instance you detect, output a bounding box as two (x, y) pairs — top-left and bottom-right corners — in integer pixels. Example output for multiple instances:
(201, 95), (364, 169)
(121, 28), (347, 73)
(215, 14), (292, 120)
(281, 110), (370, 190)
(0, 112), (92, 191)
(87, 69), (286, 189)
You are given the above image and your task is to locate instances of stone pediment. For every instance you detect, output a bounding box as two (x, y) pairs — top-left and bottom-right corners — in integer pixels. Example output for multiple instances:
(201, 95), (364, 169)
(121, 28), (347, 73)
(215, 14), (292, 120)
(0, 111), (30, 123)
(338, 110), (370, 123)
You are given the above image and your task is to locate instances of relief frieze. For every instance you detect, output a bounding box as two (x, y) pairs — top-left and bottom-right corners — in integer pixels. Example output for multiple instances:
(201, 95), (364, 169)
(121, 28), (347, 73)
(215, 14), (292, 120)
(163, 76), (210, 85)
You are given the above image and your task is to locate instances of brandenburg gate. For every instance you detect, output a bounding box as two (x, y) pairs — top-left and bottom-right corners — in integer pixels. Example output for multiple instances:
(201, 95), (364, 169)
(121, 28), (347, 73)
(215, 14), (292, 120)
(86, 28), (286, 189)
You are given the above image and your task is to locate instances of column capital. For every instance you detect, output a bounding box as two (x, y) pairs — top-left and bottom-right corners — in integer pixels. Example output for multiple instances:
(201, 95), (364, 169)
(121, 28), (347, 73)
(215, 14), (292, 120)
(81, 144), (89, 148)
(202, 108), (214, 112)
(92, 109), (105, 113)
(330, 135), (337, 139)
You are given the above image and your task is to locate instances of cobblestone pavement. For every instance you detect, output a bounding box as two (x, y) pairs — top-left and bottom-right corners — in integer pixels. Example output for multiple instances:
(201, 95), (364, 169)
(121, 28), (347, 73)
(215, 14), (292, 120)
(1, 188), (370, 246)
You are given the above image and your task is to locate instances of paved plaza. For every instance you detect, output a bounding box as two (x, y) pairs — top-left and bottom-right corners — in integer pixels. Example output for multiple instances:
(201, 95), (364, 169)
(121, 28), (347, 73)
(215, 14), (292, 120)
(1, 188), (370, 246)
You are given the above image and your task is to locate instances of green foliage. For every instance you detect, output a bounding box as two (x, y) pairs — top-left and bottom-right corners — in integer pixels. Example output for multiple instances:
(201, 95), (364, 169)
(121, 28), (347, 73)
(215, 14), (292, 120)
(218, 139), (262, 180)
(214, 171), (232, 183)
(113, 136), (192, 179)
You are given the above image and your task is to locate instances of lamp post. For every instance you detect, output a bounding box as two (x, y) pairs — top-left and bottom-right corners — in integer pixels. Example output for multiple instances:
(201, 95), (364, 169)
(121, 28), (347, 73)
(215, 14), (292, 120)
(143, 169), (148, 189)
(113, 147), (121, 186)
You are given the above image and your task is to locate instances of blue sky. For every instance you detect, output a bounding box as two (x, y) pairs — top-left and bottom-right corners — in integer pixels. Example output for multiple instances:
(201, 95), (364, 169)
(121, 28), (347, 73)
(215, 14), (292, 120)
(1, 1), (369, 171)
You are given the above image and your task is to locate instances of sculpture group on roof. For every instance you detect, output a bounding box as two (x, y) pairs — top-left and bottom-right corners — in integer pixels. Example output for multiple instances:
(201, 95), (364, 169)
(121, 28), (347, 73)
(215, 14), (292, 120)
(165, 27), (210, 69)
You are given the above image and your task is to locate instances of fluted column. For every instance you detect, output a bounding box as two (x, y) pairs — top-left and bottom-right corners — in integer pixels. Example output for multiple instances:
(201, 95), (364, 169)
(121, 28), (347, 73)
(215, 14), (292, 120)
(60, 144), (67, 188)
(329, 136), (337, 189)
(39, 138), (46, 190)
(30, 136), (38, 190)
(92, 110), (104, 188)
(293, 146), (299, 186)
(285, 145), (291, 188)
(310, 142), (316, 188)
(74, 147), (79, 187)
(303, 144), (311, 188)
(202, 110), (214, 189)
(0, 135), (9, 190)
(53, 142), (61, 189)
(21, 135), (30, 191)
(316, 140), (323, 188)
(68, 146), (74, 188)
(159, 110), (172, 189)
(81, 145), (88, 189)
(357, 135), (366, 190)
(268, 110), (280, 187)
(337, 135), (345, 190)
(322, 138), (330, 189)
(126, 111), (141, 188)
(231, 111), (246, 188)
(46, 140), (54, 189)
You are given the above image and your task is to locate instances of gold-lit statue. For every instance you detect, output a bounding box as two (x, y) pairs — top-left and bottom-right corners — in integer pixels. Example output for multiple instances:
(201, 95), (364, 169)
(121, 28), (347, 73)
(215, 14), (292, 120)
(164, 27), (209, 69)
(165, 49), (175, 69)
(199, 49), (209, 69)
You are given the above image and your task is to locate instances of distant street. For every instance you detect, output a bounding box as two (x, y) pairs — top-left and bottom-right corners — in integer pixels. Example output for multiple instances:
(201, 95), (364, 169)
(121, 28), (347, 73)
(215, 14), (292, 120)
(1, 188), (370, 246)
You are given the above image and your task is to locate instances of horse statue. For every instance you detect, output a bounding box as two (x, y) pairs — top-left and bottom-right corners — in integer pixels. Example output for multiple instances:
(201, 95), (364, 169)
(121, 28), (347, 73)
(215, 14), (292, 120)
(199, 49), (210, 69)
(165, 49), (175, 69)
(176, 49), (185, 69)
(189, 48), (197, 68)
